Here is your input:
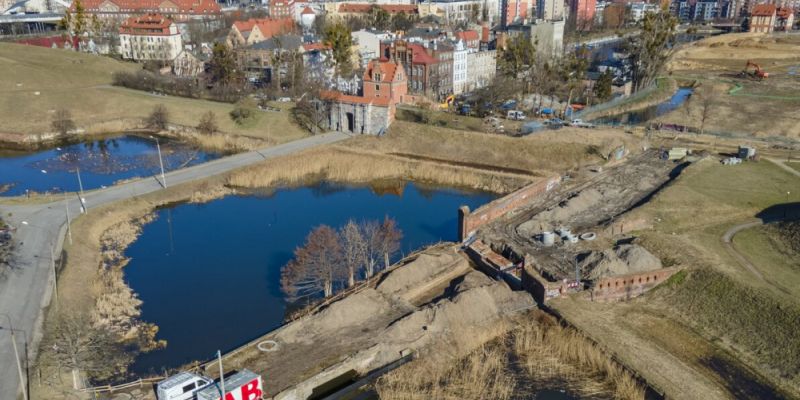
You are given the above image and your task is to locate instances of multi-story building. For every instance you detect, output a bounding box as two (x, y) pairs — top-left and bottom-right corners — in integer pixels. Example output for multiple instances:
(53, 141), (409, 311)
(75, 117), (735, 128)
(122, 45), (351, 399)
(324, 3), (418, 19)
(506, 19), (564, 59)
(776, 6), (794, 31)
(452, 40), (469, 94)
(570, 0), (596, 29)
(381, 39), (453, 99)
(465, 49), (496, 91)
(352, 29), (393, 68)
(455, 29), (481, 49)
(71, 0), (221, 22)
(429, 0), (486, 23)
(629, 2), (659, 21)
(119, 14), (183, 61)
(269, 0), (294, 18)
(692, 1), (718, 21)
(226, 17), (295, 47)
(502, 0), (529, 26)
(594, 0), (609, 24)
(750, 3), (776, 32)
(536, 0), (565, 20)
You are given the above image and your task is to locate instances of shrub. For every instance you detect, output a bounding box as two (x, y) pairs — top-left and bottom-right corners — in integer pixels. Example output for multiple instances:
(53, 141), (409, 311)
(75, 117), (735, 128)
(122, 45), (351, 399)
(229, 106), (253, 125)
(51, 109), (76, 136)
(197, 111), (218, 135)
(147, 104), (169, 130)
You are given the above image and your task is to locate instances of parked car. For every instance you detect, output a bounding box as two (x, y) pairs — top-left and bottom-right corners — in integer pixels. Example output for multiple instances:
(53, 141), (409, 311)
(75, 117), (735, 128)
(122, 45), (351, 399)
(507, 110), (526, 121)
(545, 118), (567, 126)
(571, 118), (595, 128)
(277, 97), (292, 102)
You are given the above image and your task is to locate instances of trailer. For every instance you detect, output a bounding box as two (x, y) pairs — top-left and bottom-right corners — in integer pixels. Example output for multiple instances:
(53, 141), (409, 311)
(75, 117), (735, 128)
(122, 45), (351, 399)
(156, 370), (263, 400)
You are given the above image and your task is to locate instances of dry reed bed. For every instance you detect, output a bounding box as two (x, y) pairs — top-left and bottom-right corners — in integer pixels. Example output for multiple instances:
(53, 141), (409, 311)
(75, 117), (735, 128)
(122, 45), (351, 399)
(228, 147), (534, 194)
(377, 312), (645, 400)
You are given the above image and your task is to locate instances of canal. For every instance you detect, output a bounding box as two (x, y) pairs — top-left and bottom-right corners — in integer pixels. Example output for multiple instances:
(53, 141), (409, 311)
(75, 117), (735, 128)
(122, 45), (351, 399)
(124, 182), (497, 374)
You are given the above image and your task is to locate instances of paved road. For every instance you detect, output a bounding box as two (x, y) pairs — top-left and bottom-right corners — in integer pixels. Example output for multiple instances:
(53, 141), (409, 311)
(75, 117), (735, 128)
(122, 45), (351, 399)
(0, 131), (349, 400)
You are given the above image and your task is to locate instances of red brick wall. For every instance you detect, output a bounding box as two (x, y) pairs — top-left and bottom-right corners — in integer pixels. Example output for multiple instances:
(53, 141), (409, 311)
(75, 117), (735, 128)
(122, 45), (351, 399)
(590, 267), (681, 302)
(459, 176), (560, 240)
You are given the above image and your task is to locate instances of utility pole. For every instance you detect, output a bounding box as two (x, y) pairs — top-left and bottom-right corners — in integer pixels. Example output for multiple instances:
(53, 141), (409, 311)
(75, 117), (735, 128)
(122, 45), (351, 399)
(50, 245), (58, 309)
(75, 168), (86, 214)
(217, 350), (226, 398)
(1, 314), (28, 400)
(152, 136), (167, 188)
(64, 192), (72, 245)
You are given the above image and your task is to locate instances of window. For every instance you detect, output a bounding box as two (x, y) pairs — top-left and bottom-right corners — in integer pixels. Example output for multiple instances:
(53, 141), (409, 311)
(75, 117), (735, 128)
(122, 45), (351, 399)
(375, 84), (380, 94)
(182, 382), (196, 393)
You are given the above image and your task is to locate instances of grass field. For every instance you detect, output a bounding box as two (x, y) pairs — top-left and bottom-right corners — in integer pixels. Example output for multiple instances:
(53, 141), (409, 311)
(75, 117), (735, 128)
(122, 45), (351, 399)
(0, 43), (307, 144)
(662, 33), (800, 138)
(552, 157), (800, 399)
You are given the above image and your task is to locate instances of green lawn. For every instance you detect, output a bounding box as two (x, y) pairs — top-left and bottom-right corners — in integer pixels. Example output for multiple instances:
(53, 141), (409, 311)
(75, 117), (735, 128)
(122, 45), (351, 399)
(0, 43), (307, 143)
(734, 224), (800, 298)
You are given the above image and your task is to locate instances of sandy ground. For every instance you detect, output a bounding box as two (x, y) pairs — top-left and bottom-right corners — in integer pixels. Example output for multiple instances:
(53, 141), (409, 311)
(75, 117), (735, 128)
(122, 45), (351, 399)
(661, 33), (800, 138)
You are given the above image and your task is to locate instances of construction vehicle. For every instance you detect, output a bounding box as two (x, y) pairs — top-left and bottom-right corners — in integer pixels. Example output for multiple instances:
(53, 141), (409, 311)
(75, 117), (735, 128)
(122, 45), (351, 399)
(439, 95), (455, 110)
(740, 60), (769, 80)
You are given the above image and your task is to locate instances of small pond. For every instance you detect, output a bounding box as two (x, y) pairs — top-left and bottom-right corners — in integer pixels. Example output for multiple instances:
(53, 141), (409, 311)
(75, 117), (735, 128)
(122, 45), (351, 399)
(124, 182), (497, 374)
(592, 88), (694, 126)
(0, 135), (222, 196)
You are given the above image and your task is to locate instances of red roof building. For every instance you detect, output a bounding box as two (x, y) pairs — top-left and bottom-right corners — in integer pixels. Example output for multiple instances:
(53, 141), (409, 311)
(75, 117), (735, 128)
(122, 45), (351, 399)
(227, 17), (295, 47)
(71, 0), (221, 21)
(322, 59), (408, 135)
(118, 14), (183, 61)
(455, 30), (480, 49)
(750, 4), (777, 33)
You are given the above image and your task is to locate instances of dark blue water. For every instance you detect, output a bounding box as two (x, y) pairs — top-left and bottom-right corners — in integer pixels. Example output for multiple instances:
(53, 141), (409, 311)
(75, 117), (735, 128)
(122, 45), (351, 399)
(0, 135), (221, 196)
(124, 182), (496, 374)
(592, 87), (694, 125)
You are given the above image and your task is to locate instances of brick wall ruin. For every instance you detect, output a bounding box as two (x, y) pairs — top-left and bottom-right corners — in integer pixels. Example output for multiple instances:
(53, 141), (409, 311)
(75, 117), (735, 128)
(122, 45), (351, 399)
(458, 175), (561, 240)
(590, 267), (681, 302)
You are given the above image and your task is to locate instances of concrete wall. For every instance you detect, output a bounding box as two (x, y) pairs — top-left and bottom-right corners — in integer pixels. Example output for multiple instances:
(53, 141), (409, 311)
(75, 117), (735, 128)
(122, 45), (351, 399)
(458, 175), (560, 240)
(521, 258), (580, 303)
(328, 101), (390, 135)
(590, 267), (681, 302)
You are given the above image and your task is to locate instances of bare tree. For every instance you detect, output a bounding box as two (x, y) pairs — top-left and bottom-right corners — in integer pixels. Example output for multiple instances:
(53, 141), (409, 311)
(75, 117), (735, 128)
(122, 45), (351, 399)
(376, 216), (403, 270)
(51, 109), (76, 136)
(197, 111), (218, 135)
(695, 85), (714, 135)
(44, 314), (132, 388)
(147, 104), (169, 131)
(281, 225), (345, 301)
(340, 220), (367, 287)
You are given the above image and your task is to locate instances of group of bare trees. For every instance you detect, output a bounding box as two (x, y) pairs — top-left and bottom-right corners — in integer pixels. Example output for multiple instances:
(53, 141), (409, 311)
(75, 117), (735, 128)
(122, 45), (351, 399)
(281, 217), (402, 302)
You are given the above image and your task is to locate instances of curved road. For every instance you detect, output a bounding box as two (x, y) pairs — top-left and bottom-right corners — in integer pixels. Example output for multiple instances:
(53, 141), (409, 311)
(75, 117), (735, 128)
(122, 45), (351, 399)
(0, 131), (349, 400)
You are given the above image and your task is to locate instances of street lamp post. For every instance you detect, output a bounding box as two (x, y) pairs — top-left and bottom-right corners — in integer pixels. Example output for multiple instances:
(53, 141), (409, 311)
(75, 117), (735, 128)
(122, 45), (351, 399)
(75, 168), (86, 214)
(0, 314), (28, 400)
(151, 136), (167, 189)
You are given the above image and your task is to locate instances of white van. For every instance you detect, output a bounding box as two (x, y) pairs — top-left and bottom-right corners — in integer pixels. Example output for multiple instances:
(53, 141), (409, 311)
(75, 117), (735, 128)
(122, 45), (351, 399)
(507, 110), (526, 121)
(156, 372), (212, 400)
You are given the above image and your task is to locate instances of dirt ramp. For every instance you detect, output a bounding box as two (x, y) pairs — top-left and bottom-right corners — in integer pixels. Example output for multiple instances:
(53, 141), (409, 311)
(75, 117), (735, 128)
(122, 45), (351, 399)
(377, 250), (469, 303)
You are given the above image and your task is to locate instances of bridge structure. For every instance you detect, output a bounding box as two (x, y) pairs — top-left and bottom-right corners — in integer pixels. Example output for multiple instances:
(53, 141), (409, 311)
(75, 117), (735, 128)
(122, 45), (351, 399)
(0, 12), (62, 23)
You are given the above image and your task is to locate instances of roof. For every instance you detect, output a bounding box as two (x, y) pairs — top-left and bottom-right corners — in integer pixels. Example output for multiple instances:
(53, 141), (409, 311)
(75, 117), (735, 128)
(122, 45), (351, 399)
(751, 3), (776, 16)
(249, 34), (303, 50)
(119, 13), (175, 35)
(365, 60), (401, 83)
(72, 0), (220, 14)
(301, 6), (314, 14)
(455, 30), (479, 42)
(302, 42), (330, 51)
(777, 6), (793, 18)
(338, 3), (417, 14)
(408, 43), (438, 64)
(234, 17), (294, 38)
(321, 90), (391, 106)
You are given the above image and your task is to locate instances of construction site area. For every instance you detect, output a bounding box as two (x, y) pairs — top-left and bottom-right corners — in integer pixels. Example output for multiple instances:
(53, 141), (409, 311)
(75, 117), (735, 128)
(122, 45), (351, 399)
(662, 32), (800, 138)
(463, 148), (685, 303)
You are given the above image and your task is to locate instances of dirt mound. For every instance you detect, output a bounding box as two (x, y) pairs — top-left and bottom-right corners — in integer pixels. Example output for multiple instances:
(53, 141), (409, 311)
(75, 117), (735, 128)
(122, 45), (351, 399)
(381, 281), (534, 348)
(275, 288), (396, 345)
(772, 221), (800, 255)
(377, 251), (464, 298)
(580, 244), (662, 280)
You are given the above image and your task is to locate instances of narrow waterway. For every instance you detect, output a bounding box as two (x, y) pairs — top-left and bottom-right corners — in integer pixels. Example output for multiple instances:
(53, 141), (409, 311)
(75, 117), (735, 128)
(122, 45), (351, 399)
(0, 135), (221, 196)
(124, 182), (497, 374)
(592, 88), (694, 126)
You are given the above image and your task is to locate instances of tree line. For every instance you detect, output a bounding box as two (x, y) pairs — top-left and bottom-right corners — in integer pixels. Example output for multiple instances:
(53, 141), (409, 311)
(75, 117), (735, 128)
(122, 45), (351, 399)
(281, 217), (402, 301)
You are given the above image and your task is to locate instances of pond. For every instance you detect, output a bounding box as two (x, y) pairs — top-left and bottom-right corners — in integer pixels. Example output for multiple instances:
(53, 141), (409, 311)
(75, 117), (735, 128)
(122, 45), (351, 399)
(0, 135), (222, 196)
(124, 182), (497, 374)
(592, 88), (694, 126)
